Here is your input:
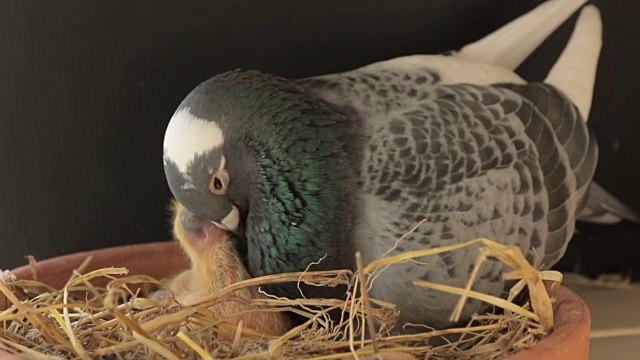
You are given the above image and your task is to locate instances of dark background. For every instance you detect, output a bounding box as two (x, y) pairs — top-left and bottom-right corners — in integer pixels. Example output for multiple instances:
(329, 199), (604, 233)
(1, 0), (638, 278)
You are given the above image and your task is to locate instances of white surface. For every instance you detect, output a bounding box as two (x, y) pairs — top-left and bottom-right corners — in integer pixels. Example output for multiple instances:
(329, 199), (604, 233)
(565, 277), (640, 360)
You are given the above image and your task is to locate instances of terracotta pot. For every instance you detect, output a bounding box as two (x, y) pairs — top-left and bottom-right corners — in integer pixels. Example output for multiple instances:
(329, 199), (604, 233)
(506, 285), (590, 360)
(0, 242), (591, 360)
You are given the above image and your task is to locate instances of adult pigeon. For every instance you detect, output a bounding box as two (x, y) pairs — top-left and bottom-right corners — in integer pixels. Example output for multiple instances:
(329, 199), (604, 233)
(162, 0), (633, 329)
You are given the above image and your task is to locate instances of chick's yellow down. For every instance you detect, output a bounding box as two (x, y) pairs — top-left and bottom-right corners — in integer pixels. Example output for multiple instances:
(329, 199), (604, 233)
(163, 201), (291, 336)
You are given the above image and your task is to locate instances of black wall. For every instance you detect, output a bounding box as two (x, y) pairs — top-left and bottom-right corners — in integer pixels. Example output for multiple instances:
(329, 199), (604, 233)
(1, 1), (639, 276)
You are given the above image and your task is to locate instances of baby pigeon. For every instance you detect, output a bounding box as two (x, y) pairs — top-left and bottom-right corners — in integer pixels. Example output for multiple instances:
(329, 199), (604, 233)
(162, 0), (632, 329)
(160, 201), (291, 336)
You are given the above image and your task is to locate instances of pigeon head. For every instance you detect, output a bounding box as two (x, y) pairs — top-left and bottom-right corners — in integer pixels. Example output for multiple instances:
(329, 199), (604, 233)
(163, 106), (241, 233)
(163, 70), (357, 278)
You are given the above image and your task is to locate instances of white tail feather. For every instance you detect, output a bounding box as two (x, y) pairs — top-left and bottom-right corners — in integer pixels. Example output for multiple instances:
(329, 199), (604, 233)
(456, 0), (587, 70)
(545, 6), (602, 121)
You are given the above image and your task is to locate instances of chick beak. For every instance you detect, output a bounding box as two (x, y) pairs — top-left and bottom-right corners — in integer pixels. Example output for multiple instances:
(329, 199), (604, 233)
(213, 204), (240, 233)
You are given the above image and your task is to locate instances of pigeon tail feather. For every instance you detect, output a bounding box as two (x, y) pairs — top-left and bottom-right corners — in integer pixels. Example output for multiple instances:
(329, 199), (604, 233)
(545, 5), (602, 121)
(455, 0), (587, 71)
(579, 182), (640, 225)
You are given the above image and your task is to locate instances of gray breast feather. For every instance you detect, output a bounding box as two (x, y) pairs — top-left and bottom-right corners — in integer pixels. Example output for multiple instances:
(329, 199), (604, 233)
(298, 66), (597, 328)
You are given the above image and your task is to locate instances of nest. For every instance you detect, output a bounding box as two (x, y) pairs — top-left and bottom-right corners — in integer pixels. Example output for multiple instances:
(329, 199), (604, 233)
(0, 235), (562, 359)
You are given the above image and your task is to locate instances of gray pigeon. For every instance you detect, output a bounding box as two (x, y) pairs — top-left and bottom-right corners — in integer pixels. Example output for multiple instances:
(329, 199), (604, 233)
(162, 0), (636, 329)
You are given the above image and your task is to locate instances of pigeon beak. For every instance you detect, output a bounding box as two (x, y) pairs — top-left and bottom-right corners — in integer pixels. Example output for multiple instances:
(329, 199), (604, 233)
(212, 204), (240, 233)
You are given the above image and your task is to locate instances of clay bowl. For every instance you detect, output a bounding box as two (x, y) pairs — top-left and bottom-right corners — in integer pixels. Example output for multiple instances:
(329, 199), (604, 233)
(0, 241), (590, 359)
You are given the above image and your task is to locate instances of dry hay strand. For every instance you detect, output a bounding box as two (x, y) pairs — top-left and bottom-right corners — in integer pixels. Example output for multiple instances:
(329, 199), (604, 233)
(0, 236), (562, 359)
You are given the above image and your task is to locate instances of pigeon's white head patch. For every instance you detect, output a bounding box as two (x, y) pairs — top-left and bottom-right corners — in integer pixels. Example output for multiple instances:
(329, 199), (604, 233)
(163, 107), (224, 174)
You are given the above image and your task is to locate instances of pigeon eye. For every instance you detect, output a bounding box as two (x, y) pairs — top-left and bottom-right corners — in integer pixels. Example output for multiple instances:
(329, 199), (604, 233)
(209, 170), (229, 195)
(213, 178), (223, 190)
